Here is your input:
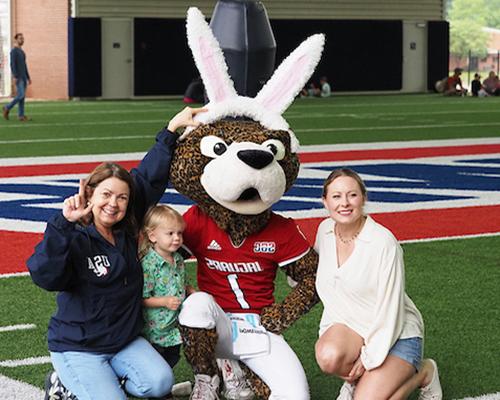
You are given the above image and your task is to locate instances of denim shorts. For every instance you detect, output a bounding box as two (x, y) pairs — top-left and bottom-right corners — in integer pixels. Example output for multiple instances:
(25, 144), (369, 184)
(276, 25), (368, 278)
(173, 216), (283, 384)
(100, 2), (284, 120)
(388, 337), (423, 371)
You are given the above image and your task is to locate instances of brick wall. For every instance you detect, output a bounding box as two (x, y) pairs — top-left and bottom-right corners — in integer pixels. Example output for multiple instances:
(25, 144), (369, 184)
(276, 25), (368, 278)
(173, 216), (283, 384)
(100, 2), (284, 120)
(12, 0), (69, 99)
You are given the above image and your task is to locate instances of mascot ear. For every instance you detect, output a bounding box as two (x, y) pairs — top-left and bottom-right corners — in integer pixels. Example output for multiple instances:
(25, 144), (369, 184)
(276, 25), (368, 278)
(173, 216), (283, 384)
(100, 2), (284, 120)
(186, 7), (238, 104)
(255, 34), (325, 116)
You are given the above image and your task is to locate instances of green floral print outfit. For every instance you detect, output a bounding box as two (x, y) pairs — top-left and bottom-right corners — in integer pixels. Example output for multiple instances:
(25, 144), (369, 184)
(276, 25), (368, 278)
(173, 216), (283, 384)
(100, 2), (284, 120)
(142, 249), (186, 347)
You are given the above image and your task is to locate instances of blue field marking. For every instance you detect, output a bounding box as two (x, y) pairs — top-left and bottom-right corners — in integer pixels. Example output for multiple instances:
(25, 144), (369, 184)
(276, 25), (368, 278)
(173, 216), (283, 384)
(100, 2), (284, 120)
(1, 157), (499, 224)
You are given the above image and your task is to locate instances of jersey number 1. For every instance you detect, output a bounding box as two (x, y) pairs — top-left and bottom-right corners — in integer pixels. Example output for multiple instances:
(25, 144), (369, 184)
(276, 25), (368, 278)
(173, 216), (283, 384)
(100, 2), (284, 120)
(227, 274), (250, 309)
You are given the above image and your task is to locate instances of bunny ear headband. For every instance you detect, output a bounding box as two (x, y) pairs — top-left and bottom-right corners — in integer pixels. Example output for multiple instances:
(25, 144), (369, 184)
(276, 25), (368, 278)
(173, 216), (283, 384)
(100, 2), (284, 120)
(182, 7), (325, 153)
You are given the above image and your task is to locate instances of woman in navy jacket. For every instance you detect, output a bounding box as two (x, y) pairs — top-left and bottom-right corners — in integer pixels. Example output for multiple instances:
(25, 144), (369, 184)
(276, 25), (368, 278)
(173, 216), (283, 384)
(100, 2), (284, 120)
(28, 107), (204, 400)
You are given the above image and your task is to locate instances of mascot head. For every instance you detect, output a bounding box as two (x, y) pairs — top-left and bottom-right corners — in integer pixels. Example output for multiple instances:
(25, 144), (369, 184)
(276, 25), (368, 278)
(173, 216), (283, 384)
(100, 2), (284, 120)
(171, 8), (324, 237)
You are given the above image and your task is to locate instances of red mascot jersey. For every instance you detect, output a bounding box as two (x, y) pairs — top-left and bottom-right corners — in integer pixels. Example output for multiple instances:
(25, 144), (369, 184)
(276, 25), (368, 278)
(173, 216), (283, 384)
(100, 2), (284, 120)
(182, 205), (310, 314)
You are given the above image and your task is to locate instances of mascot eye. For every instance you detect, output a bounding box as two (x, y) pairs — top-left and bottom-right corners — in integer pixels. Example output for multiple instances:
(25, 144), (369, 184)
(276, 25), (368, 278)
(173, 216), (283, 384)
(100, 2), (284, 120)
(200, 136), (228, 158)
(262, 139), (286, 161)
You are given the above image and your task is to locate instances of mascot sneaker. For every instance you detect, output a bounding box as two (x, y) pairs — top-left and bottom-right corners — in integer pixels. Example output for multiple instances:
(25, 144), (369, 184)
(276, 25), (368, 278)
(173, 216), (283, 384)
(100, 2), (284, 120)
(44, 370), (77, 400)
(190, 374), (220, 400)
(336, 381), (356, 400)
(217, 359), (254, 400)
(418, 359), (443, 400)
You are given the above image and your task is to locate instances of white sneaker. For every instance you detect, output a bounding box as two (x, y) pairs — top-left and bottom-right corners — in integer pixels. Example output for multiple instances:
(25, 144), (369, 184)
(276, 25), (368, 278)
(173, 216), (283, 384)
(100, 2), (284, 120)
(217, 359), (254, 400)
(336, 381), (356, 400)
(190, 374), (220, 400)
(172, 380), (193, 396)
(418, 359), (443, 400)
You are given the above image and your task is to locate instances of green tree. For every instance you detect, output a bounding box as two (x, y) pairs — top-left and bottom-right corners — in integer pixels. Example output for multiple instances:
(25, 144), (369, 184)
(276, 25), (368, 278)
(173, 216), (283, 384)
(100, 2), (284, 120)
(449, 0), (489, 58)
(484, 0), (500, 28)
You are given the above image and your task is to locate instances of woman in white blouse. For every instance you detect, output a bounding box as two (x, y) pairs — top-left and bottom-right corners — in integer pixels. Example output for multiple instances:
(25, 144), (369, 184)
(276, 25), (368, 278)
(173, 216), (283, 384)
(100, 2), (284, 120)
(314, 168), (442, 399)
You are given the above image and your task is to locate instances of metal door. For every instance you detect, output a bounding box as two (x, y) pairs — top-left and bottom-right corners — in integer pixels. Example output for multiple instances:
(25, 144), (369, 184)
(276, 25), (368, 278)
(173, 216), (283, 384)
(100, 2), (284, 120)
(101, 18), (133, 99)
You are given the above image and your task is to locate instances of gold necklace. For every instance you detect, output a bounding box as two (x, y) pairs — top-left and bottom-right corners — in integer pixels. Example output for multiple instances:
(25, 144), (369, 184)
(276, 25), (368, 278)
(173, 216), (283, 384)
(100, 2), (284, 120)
(335, 217), (365, 244)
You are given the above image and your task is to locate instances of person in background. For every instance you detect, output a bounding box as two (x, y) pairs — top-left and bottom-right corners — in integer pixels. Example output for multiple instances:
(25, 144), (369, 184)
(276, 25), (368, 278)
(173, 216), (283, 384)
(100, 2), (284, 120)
(3, 33), (32, 121)
(27, 107), (206, 400)
(444, 67), (466, 96)
(314, 168), (442, 400)
(482, 71), (500, 96)
(471, 73), (483, 97)
(318, 76), (332, 97)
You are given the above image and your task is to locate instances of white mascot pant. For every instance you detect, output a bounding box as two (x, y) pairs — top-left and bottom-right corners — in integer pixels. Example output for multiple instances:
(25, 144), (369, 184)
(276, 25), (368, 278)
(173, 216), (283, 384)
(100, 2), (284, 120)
(179, 292), (310, 400)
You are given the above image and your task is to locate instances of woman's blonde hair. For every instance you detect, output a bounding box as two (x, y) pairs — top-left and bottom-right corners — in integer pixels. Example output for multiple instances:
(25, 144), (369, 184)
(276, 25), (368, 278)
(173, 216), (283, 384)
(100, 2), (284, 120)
(139, 205), (185, 258)
(322, 168), (367, 200)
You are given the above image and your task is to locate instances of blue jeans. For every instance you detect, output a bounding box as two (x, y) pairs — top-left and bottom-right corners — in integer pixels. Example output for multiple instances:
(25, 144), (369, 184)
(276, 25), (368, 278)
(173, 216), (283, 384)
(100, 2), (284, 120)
(50, 336), (174, 400)
(388, 337), (423, 371)
(5, 79), (26, 117)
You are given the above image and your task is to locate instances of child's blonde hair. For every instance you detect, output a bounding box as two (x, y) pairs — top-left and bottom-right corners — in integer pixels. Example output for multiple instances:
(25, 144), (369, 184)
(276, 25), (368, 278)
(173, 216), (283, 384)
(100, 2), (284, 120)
(139, 205), (185, 258)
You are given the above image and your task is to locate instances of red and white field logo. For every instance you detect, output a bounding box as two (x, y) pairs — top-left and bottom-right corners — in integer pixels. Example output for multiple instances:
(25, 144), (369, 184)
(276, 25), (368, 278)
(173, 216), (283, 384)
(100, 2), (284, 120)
(1, 138), (500, 276)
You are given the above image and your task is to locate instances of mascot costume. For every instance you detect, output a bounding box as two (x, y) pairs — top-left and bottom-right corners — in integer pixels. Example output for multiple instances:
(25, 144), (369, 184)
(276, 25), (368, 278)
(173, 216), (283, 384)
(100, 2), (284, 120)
(171, 8), (325, 399)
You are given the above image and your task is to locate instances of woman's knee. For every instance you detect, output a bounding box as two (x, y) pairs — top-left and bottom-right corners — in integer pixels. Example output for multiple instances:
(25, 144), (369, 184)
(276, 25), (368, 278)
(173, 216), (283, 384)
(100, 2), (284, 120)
(133, 365), (174, 398)
(315, 341), (347, 375)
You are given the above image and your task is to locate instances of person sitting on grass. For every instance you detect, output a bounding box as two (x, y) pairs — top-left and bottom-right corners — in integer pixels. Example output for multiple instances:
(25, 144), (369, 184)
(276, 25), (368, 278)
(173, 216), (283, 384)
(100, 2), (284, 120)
(27, 107), (205, 400)
(444, 68), (466, 96)
(314, 168), (443, 400)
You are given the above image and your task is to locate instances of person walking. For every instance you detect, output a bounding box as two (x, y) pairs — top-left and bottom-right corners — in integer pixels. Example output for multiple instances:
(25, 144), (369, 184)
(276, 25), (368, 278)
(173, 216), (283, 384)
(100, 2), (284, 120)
(3, 33), (31, 121)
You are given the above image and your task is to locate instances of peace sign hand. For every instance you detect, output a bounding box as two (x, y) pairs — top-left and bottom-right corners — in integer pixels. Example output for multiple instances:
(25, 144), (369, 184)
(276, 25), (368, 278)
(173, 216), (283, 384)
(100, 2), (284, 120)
(62, 179), (93, 223)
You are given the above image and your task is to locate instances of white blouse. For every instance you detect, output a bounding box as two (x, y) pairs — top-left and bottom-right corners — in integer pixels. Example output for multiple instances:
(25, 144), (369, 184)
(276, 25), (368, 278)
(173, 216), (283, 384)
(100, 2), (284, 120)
(314, 216), (424, 370)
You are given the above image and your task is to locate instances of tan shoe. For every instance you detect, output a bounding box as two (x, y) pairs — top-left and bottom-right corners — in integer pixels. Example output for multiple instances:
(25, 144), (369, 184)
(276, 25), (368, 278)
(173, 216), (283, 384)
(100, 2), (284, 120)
(18, 116), (31, 122)
(2, 106), (9, 120)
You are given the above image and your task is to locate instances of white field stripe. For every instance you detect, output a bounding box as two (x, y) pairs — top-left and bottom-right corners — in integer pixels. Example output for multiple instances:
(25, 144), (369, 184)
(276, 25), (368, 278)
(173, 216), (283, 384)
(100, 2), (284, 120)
(297, 137), (500, 152)
(0, 134), (153, 145)
(0, 119), (163, 130)
(0, 374), (44, 400)
(285, 108), (500, 119)
(0, 356), (51, 368)
(295, 121), (500, 133)
(28, 107), (180, 116)
(0, 152), (145, 166)
(290, 98), (500, 109)
(0, 324), (36, 333)
(0, 272), (29, 279)
(455, 393), (500, 400)
(3, 119), (500, 139)
(1, 138), (500, 166)
(401, 231), (500, 244)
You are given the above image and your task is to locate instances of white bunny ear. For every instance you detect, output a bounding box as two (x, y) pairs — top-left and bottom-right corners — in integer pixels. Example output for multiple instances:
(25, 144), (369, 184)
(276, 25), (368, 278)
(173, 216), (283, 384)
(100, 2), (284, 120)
(255, 34), (325, 115)
(186, 7), (238, 103)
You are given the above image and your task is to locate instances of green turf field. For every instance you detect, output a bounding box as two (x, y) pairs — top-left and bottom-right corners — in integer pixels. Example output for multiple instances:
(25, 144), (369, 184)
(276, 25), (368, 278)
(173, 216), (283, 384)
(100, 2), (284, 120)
(2, 94), (500, 158)
(0, 94), (499, 399)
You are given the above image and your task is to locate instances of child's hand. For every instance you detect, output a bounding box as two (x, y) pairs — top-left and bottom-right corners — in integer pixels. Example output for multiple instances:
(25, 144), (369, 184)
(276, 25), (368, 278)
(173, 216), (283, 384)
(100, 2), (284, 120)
(164, 296), (182, 310)
(167, 106), (207, 132)
(63, 179), (93, 223)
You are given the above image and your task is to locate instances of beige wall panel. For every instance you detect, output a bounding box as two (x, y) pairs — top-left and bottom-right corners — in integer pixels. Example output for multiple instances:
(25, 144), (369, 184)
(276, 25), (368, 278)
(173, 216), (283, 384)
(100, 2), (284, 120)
(75, 0), (445, 20)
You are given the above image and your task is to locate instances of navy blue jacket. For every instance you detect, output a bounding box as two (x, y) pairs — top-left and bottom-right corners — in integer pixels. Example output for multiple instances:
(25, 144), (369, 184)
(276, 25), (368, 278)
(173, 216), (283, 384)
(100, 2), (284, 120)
(27, 129), (177, 353)
(10, 47), (30, 82)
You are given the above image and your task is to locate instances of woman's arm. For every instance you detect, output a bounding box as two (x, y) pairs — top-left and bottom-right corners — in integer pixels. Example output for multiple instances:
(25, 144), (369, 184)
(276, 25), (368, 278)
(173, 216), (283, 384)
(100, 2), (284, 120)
(27, 180), (92, 291)
(131, 107), (206, 225)
(360, 243), (406, 370)
(27, 212), (77, 291)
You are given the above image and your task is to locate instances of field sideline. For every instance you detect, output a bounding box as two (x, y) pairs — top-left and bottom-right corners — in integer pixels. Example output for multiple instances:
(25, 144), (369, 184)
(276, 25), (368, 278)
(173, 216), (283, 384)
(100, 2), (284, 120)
(0, 95), (499, 399)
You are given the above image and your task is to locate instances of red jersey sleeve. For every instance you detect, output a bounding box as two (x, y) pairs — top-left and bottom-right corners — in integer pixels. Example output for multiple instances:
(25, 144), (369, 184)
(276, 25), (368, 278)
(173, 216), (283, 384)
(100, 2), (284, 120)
(274, 216), (311, 267)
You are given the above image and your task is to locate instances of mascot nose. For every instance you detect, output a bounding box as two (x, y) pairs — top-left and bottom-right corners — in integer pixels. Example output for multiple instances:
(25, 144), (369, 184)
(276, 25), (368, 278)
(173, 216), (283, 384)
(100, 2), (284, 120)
(237, 149), (274, 169)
